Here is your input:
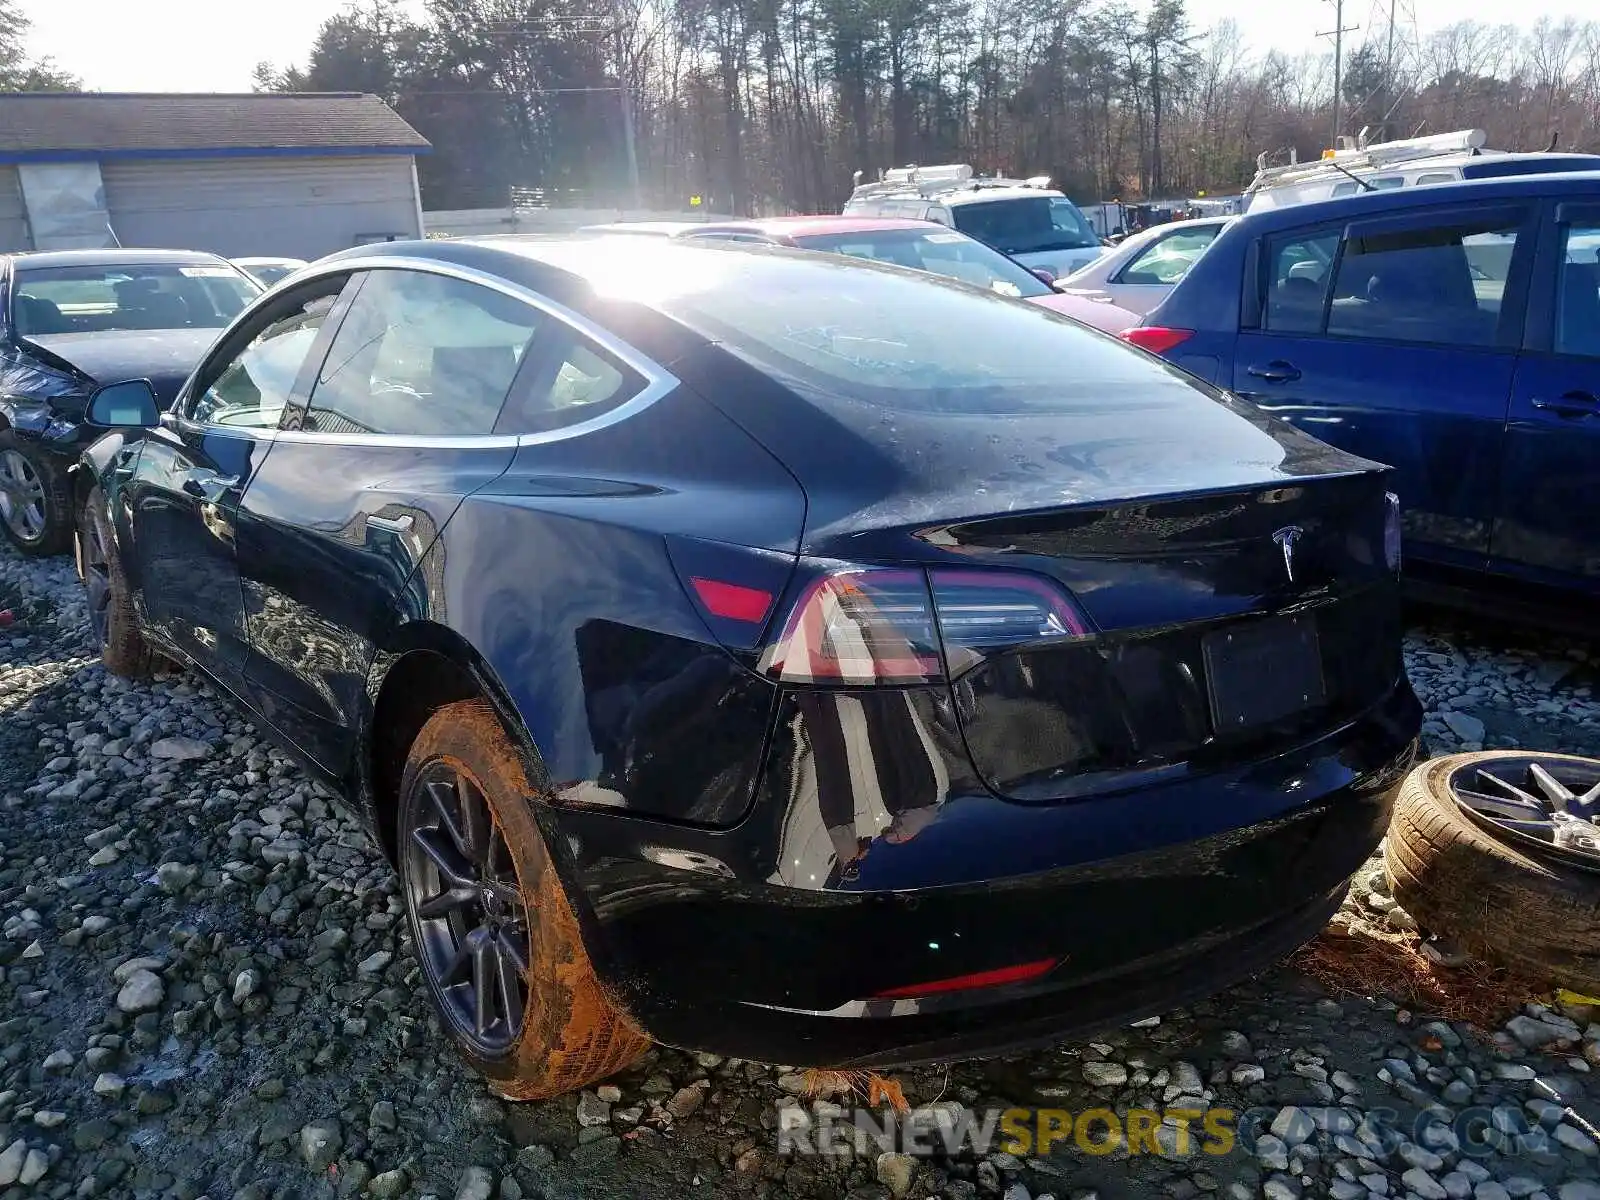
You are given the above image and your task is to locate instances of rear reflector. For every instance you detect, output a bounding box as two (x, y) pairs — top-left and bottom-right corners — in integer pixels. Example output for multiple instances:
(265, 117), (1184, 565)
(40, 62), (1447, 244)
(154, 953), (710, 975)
(1118, 326), (1195, 354)
(872, 957), (1059, 1000)
(690, 577), (773, 624)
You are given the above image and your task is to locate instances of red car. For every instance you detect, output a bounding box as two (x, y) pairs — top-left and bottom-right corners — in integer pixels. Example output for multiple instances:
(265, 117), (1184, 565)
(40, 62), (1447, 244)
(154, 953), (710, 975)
(607, 216), (1141, 336)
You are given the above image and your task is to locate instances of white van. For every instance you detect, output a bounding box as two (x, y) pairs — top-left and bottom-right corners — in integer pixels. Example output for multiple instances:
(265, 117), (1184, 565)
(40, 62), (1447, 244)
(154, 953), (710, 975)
(1244, 128), (1600, 212)
(844, 164), (1109, 277)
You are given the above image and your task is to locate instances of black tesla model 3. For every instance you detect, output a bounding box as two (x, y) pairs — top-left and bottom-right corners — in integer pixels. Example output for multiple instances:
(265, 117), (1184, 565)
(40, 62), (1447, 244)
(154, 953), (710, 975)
(70, 235), (1422, 1098)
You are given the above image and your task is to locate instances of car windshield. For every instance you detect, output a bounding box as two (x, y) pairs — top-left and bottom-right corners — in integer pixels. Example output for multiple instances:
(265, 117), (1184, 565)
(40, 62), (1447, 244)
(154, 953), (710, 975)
(950, 196), (1100, 254)
(647, 248), (1193, 417)
(246, 264), (296, 285)
(792, 228), (1052, 299)
(13, 262), (261, 336)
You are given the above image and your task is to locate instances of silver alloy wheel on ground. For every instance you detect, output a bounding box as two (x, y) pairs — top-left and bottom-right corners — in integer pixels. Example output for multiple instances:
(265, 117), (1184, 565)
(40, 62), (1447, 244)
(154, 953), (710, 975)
(1450, 753), (1600, 869)
(0, 449), (47, 542)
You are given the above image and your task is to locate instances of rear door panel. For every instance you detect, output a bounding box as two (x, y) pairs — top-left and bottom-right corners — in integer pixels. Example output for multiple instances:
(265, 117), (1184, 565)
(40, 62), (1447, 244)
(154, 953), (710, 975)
(1230, 203), (1535, 571)
(1493, 199), (1600, 590)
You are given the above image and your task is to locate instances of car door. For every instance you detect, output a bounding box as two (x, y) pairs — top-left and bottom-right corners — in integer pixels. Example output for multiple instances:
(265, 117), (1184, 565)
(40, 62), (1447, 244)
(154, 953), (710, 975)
(230, 264), (544, 776)
(1494, 200), (1600, 590)
(1229, 201), (1536, 572)
(125, 277), (347, 698)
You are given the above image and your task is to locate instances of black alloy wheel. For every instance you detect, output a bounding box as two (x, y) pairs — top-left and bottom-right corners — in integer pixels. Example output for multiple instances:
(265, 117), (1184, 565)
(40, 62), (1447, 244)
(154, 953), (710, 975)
(401, 761), (533, 1056)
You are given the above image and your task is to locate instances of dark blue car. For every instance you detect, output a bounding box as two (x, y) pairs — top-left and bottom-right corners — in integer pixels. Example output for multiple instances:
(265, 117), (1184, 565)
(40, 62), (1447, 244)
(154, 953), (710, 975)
(1128, 172), (1600, 615)
(71, 236), (1420, 1096)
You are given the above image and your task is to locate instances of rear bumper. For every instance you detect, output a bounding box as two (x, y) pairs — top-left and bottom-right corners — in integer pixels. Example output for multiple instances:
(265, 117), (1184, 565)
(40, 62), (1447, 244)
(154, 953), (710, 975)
(710, 883), (1345, 1069)
(548, 681), (1420, 1066)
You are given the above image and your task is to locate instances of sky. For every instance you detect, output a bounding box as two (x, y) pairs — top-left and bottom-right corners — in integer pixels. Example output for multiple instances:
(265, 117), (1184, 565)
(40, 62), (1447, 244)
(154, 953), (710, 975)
(14, 0), (1591, 93)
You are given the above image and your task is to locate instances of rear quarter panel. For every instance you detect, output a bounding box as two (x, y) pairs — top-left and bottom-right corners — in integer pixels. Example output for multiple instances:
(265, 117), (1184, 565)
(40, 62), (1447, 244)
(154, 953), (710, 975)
(383, 383), (804, 829)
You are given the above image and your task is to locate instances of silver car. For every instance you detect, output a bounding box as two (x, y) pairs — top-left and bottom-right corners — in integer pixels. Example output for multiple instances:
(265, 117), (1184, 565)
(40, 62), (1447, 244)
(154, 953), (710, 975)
(1057, 217), (1231, 316)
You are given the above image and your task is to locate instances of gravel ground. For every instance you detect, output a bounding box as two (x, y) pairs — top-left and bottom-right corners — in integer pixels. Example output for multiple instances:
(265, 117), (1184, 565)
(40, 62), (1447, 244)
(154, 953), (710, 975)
(5, 543), (1600, 1200)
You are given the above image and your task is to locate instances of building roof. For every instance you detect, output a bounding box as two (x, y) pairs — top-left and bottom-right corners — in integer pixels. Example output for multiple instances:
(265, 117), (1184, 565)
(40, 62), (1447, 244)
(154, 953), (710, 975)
(0, 93), (430, 164)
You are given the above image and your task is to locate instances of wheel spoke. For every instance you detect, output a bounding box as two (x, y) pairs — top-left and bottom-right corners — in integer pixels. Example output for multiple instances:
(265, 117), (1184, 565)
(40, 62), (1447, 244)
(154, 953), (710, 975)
(415, 884), (478, 920)
(456, 776), (491, 864)
(410, 826), (476, 888)
(469, 927), (496, 1037)
(422, 779), (471, 853)
(1475, 768), (1546, 810)
(438, 942), (472, 987)
(1457, 787), (1548, 822)
(494, 937), (521, 1025)
(1529, 763), (1578, 811)
(497, 927), (529, 977)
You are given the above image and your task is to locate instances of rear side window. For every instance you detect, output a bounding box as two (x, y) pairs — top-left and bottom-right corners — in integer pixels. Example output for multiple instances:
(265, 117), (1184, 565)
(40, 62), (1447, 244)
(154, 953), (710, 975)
(1262, 231), (1339, 333)
(301, 269), (540, 437)
(1557, 221), (1600, 358)
(501, 325), (646, 435)
(1325, 214), (1523, 346)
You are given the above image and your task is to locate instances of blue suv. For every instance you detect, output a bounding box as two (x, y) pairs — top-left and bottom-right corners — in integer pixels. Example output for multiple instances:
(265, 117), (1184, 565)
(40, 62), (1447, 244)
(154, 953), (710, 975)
(1129, 172), (1600, 615)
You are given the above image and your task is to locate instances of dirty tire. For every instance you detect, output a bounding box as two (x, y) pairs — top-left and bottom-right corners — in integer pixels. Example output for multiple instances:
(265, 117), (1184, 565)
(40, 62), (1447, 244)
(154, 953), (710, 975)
(79, 485), (157, 678)
(1385, 750), (1600, 993)
(398, 698), (650, 1098)
(0, 429), (72, 556)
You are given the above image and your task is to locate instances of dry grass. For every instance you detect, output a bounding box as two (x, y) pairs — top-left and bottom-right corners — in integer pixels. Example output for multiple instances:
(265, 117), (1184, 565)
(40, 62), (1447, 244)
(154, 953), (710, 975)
(1292, 914), (1542, 1031)
(800, 1069), (911, 1111)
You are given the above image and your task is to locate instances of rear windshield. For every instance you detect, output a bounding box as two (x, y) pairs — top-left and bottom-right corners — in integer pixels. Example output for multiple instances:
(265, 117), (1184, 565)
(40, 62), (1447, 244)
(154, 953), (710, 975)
(791, 227), (1052, 298)
(14, 263), (261, 336)
(950, 196), (1100, 254)
(646, 247), (1199, 416)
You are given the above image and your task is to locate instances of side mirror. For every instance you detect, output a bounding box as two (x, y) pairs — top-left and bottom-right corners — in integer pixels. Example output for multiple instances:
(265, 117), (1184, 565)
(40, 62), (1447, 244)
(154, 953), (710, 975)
(85, 380), (160, 429)
(1030, 267), (1058, 285)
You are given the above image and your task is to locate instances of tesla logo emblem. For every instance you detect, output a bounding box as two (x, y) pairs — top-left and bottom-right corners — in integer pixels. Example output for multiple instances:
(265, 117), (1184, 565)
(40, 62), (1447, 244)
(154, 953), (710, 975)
(1273, 526), (1303, 583)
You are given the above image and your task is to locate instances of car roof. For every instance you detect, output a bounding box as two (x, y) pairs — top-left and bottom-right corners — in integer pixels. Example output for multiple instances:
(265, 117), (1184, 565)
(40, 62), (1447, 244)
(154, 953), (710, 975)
(1233, 169), (1600, 232)
(231, 256), (306, 266)
(322, 233), (978, 320)
(6, 247), (233, 270)
(578, 221), (705, 236)
(692, 215), (934, 238)
(942, 186), (1066, 206)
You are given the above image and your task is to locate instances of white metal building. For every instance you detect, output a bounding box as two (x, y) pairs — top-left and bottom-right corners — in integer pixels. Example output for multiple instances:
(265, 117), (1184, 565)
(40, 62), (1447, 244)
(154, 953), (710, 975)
(0, 92), (430, 258)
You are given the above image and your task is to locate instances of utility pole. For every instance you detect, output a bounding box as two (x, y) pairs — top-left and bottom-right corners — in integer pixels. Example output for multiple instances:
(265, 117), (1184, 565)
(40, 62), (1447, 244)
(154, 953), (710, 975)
(1317, 0), (1361, 147)
(612, 0), (642, 210)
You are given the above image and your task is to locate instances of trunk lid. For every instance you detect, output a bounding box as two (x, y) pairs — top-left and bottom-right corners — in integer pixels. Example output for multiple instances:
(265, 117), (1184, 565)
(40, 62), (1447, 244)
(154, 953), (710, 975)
(927, 474), (1403, 804)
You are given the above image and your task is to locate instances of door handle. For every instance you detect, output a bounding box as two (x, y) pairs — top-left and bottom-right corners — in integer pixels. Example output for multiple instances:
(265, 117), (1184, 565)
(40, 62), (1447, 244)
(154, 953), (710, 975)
(366, 513), (414, 534)
(1245, 361), (1302, 383)
(1531, 391), (1598, 419)
(181, 471), (240, 500)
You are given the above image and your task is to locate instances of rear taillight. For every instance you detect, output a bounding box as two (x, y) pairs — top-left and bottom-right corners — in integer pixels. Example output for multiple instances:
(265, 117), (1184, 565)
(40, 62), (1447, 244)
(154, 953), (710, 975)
(1384, 491), (1402, 573)
(758, 567), (1092, 686)
(1118, 326), (1195, 354)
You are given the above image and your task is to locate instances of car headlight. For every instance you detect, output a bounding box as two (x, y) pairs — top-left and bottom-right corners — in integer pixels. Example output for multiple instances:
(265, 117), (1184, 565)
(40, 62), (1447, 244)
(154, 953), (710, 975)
(2, 401), (78, 441)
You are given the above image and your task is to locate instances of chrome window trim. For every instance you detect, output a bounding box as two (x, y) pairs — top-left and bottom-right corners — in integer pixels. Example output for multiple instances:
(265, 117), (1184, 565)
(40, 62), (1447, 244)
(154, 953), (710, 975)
(180, 253), (679, 449)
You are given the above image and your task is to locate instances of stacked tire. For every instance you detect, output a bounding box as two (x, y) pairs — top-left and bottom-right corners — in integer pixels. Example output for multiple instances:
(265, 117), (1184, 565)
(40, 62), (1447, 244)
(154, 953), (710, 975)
(1385, 751), (1600, 994)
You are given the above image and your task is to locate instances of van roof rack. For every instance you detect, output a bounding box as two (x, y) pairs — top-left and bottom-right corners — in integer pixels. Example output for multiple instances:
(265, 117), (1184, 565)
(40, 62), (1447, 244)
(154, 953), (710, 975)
(1244, 128), (1491, 195)
(847, 163), (1057, 203)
